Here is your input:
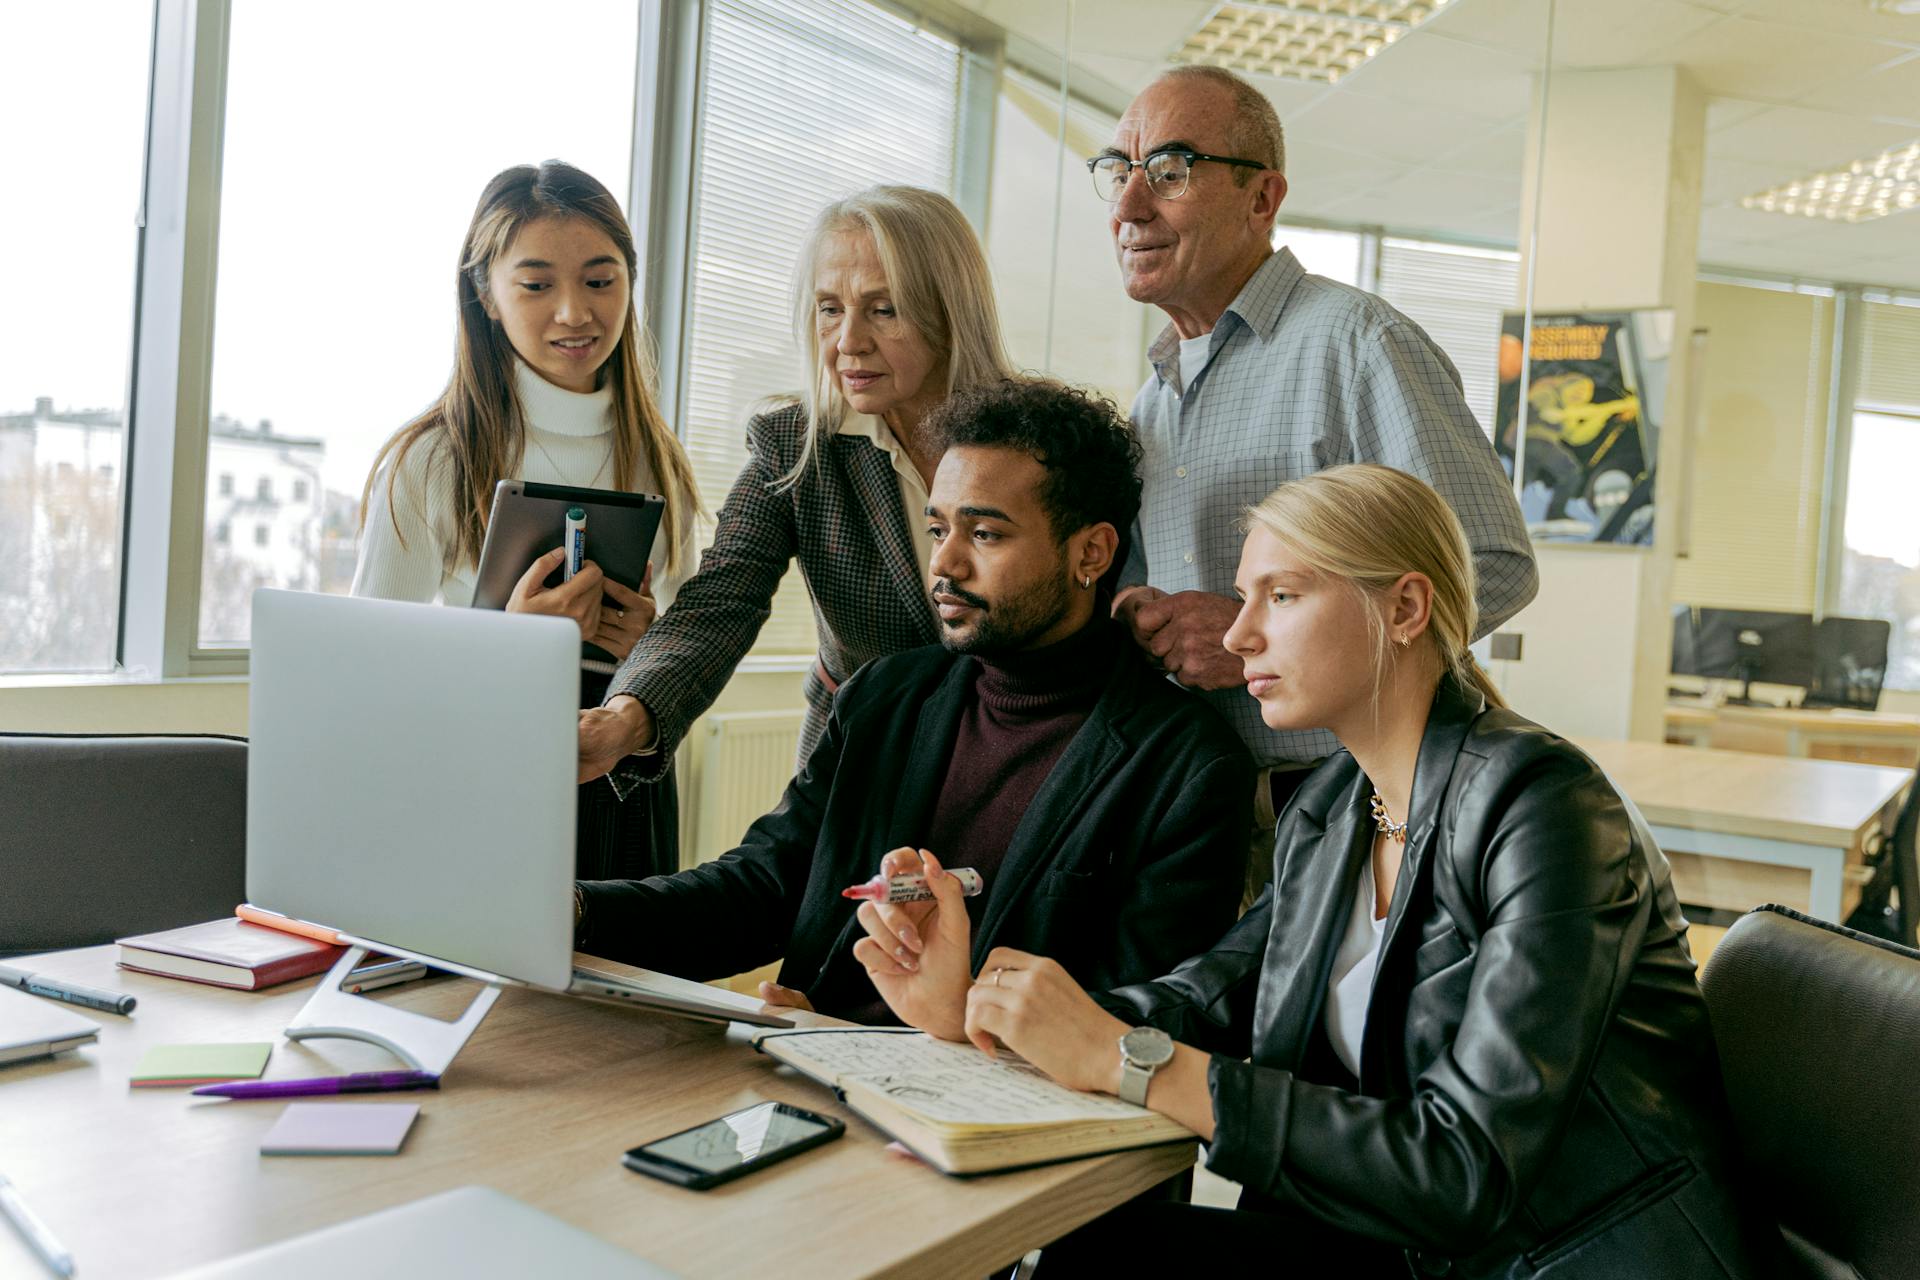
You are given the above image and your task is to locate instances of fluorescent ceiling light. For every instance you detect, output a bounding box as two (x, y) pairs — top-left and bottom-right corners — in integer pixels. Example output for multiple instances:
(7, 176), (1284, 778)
(1741, 141), (1920, 223)
(1172, 0), (1452, 85)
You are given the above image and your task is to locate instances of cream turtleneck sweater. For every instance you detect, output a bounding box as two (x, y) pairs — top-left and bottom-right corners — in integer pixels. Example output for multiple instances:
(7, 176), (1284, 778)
(351, 359), (694, 610)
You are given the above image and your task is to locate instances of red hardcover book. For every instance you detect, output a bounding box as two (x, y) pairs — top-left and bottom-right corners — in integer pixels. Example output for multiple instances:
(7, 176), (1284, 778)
(116, 918), (344, 990)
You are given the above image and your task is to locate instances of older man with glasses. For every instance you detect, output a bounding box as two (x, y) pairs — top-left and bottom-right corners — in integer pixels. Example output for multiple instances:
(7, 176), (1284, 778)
(1091, 65), (1537, 879)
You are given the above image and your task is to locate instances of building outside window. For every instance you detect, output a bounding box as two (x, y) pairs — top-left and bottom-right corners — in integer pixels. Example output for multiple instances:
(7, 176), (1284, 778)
(193, 0), (640, 647)
(0, 8), (150, 673)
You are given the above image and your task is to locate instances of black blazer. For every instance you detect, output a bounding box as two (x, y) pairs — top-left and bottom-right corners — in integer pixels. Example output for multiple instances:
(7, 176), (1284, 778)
(1100, 677), (1781, 1279)
(610, 402), (939, 773)
(578, 630), (1253, 1016)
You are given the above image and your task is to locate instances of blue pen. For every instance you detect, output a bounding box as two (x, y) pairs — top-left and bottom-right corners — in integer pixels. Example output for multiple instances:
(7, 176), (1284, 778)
(564, 506), (587, 581)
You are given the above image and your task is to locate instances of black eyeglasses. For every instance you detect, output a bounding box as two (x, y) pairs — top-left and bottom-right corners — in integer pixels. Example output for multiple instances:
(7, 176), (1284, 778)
(1087, 149), (1268, 202)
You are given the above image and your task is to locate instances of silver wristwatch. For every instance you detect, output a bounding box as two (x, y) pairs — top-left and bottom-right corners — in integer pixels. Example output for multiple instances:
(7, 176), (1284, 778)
(1117, 1026), (1175, 1106)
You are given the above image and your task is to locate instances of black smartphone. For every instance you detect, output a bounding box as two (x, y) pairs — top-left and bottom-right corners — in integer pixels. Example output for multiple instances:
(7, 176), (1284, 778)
(621, 1101), (845, 1190)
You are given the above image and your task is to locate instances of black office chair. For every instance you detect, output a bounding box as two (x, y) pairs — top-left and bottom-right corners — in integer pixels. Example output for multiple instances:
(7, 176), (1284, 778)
(1844, 756), (1918, 947)
(0, 733), (248, 957)
(1699, 905), (1920, 1277)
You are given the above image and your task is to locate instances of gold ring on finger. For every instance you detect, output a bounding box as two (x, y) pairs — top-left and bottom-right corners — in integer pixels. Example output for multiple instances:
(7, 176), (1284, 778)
(993, 967), (1004, 988)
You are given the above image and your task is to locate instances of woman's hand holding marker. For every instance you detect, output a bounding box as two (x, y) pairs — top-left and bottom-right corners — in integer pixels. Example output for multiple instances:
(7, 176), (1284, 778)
(507, 546), (604, 640)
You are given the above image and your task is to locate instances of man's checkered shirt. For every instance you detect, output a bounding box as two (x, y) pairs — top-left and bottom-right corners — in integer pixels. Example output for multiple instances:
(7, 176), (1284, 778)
(1122, 247), (1538, 768)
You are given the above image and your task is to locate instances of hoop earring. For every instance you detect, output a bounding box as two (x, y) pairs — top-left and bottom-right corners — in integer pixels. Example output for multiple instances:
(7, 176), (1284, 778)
(1081, 575), (1092, 589)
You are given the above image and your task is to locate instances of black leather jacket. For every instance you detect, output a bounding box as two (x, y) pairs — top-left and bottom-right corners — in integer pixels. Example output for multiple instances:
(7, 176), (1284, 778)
(1100, 677), (1782, 1278)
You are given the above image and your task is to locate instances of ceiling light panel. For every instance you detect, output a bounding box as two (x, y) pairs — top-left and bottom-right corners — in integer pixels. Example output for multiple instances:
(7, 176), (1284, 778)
(1172, 1), (1451, 85)
(1741, 141), (1920, 223)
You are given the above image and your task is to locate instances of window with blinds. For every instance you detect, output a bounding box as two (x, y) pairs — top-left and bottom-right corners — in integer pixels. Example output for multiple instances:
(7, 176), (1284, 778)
(1375, 238), (1519, 436)
(1837, 299), (1920, 690)
(681, 0), (961, 654)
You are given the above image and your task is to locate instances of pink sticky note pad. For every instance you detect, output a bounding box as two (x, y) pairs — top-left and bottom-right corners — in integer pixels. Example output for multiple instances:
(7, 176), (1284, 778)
(260, 1102), (421, 1156)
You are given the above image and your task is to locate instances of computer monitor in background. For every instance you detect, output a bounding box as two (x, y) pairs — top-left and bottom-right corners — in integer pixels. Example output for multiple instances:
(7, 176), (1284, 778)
(1670, 606), (1816, 704)
(1806, 615), (1892, 710)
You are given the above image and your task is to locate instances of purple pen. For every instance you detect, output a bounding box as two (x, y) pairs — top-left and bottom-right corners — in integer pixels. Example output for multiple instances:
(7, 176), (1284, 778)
(191, 1070), (440, 1099)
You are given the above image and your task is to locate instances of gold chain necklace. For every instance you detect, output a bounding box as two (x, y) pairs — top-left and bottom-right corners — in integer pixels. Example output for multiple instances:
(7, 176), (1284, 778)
(1369, 789), (1409, 844)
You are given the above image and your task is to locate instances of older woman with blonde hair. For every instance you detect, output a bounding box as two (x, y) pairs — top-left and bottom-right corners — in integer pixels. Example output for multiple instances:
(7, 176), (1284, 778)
(859, 463), (1782, 1277)
(576, 185), (1016, 848)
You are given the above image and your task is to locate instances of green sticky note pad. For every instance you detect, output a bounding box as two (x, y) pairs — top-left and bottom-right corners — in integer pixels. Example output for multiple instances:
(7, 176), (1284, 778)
(131, 1042), (273, 1087)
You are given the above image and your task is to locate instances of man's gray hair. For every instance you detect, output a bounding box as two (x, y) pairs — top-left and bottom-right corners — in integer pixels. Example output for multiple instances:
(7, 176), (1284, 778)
(1158, 64), (1286, 180)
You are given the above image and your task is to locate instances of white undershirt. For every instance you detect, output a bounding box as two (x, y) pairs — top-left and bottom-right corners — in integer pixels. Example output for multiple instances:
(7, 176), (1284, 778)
(1177, 332), (1213, 397)
(835, 412), (934, 591)
(351, 358), (693, 611)
(1324, 854), (1389, 1080)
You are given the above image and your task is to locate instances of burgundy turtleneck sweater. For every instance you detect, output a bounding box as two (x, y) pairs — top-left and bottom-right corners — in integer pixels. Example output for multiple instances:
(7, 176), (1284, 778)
(925, 616), (1120, 925)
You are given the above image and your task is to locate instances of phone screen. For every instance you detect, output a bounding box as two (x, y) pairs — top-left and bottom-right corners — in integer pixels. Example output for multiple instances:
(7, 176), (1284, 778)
(635, 1102), (836, 1174)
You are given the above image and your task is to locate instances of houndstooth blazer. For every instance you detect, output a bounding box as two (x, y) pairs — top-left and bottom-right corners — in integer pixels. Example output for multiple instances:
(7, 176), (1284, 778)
(608, 400), (939, 777)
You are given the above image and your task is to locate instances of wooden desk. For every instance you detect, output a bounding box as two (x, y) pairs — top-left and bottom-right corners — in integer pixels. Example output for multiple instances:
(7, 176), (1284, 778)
(1664, 699), (1920, 767)
(0, 947), (1191, 1279)
(1576, 737), (1912, 922)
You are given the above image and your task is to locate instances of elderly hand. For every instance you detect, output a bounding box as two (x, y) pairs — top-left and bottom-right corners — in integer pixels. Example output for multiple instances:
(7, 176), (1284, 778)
(853, 848), (974, 1042)
(1123, 589), (1244, 690)
(576, 696), (655, 783)
(963, 948), (1132, 1095)
(508, 546), (606, 641)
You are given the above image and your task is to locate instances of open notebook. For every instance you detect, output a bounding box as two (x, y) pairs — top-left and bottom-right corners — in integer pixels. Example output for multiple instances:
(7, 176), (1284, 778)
(752, 1028), (1193, 1175)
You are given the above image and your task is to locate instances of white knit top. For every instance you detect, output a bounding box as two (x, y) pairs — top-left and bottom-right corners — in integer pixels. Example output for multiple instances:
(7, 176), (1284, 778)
(351, 359), (694, 612)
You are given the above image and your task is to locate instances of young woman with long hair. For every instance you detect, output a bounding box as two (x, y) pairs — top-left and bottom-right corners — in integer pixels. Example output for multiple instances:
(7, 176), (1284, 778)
(352, 160), (700, 880)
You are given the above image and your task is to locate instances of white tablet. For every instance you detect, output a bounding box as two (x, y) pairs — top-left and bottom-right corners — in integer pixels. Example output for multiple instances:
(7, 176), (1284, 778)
(165, 1185), (679, 1279)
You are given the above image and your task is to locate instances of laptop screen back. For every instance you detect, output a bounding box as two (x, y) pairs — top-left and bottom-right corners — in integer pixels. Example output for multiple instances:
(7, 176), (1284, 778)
(246, 590), (578, 990)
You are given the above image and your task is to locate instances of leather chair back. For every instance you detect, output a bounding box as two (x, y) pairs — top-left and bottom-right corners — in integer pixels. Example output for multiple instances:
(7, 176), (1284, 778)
(1700, 905), (1920, 1278)
(0, 733), (247, 956)
(1845, 760), (1918, 946)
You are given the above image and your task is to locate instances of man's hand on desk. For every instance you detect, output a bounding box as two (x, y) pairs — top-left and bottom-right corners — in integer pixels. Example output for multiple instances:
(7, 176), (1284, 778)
(758, 982), (815, 1012)
(1114, 587), (1244, 691)
(577, 695), (656, 783)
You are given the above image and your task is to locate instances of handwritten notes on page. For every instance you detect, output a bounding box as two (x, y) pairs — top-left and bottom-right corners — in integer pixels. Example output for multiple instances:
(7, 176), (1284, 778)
(762, 1030), (1149, 1127)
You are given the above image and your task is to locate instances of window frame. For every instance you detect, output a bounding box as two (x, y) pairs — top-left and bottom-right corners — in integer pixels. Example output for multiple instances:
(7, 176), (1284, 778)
(120, 0), (239, 679)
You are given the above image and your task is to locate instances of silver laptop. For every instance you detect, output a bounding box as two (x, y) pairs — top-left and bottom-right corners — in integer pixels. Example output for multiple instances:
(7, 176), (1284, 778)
(0, 984), (99, 1065)
(245, 589), (787, 1029)
(165, 1185), (678, 1279)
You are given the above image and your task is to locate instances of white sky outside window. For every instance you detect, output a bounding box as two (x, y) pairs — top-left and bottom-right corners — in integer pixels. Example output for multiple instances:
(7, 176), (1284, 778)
(197, 0), (638, 646)
(0, 3), (152, 674)
(1837, 409), (1920, 692)
(1273, 222), (1362, 285)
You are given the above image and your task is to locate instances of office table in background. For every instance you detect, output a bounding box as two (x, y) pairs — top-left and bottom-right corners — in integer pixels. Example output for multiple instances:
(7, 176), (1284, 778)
(0, 947), (1192, 1280)
(1577, 737), (1912, 923)
(1664, 699), (1920, 767)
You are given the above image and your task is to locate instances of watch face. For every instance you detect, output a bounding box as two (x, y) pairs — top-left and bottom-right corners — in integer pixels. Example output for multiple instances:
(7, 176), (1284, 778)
(1121, 1026), (1175, 1069)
